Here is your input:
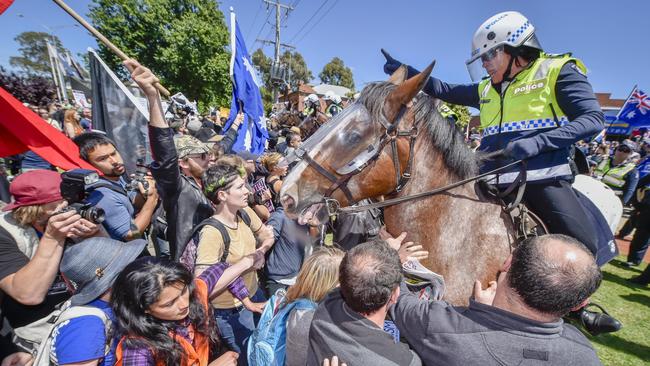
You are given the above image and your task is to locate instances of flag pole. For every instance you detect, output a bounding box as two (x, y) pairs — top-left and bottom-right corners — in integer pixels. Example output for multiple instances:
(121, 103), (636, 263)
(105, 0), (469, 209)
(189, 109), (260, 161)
(229, 8), (245, 115)
(51, 0), (170, 97)
(46, 43), (63, 101)
(607, 85), (637, 137)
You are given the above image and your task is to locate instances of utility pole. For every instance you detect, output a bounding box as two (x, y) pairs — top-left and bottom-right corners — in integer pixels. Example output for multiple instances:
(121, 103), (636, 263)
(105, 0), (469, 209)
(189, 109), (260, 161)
(262, 0), (293, 102)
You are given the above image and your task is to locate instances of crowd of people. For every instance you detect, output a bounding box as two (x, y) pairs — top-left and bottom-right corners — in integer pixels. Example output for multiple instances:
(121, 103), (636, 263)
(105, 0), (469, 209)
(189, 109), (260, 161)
(1, 9), (649, 366)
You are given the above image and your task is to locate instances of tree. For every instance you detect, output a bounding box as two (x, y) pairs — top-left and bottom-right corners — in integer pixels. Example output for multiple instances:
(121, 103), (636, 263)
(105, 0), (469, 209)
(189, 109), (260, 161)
(319, 57), (354, 90)
(251, 48), (313, 112)
(88, 0), (232, 111)
(446, 103), (471, 129)
(0, 67), (57, 106)
(9, 32), (66, 76)
(281, 51), (312, 90)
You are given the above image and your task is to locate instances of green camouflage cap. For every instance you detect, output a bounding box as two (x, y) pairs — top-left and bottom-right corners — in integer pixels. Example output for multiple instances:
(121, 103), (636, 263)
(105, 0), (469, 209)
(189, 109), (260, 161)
(174, 134), (210, 159)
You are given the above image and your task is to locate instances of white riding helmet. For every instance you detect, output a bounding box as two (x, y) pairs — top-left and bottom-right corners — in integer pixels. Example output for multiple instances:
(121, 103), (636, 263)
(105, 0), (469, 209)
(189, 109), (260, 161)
(331, 94), (342, 104)
(466, 11), (542, 82)
(305, 93), (319, 104)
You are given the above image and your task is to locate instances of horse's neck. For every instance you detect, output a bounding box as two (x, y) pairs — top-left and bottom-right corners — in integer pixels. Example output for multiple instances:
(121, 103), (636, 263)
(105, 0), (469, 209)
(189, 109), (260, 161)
(383, 141), (484, 255)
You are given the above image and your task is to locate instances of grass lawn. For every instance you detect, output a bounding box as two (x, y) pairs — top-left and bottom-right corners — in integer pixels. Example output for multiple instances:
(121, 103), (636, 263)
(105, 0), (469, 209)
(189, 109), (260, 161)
(582, 257), (650, 365)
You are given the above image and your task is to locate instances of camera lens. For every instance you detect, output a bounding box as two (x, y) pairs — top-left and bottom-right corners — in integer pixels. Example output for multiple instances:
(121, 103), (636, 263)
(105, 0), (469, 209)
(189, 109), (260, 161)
(80, 206), (105, 224)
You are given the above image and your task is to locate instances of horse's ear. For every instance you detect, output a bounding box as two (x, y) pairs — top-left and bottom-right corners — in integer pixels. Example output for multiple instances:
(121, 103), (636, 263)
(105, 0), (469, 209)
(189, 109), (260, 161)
(388, 65), (409, 85)
(384, 61), (435, 122)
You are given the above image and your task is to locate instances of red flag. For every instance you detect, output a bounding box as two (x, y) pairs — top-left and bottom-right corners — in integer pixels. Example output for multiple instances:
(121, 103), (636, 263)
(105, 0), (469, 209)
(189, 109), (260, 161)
(0, 87), (97, 171)
(0, 0), (14, 15)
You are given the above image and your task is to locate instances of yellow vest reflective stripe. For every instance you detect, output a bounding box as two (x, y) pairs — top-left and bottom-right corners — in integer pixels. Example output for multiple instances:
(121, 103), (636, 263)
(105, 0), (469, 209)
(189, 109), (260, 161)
(478, 53), (587, 138)
(594, 159), (635, 189)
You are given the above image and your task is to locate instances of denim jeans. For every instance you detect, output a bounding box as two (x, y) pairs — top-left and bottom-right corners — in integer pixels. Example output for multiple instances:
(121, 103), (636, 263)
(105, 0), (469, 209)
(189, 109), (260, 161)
(214, 288), (265, 365)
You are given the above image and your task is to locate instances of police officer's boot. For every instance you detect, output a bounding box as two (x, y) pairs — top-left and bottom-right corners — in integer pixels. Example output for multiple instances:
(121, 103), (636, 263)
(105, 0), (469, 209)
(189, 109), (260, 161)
(567, 303), (622, 336)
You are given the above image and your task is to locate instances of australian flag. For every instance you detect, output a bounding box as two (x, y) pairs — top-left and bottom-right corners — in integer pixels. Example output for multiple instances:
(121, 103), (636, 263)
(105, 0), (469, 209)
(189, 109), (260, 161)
(223, 13), (267, 154)
(609, 87), (650, 135)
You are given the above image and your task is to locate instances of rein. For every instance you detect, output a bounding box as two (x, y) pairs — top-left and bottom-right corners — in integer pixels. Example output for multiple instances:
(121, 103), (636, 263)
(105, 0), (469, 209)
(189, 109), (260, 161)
(325, 159), (525, 215)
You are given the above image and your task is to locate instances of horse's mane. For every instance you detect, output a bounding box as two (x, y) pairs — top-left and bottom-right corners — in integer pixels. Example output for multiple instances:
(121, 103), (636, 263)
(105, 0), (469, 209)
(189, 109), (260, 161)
(359, 81), (478, 179)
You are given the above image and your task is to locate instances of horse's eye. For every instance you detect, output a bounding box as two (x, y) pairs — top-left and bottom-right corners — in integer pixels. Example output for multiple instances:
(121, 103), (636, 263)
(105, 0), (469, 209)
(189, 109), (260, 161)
(346, 132), (362, 145)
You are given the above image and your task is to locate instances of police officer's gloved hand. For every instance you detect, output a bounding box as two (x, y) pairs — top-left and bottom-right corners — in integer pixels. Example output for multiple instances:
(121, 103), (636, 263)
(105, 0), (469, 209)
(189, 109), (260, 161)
(381, 49), (403, 75)
(503, 137), (541, 161)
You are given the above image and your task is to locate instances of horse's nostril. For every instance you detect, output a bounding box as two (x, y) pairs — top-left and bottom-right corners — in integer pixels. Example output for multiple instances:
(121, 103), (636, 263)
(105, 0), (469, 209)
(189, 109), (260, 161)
(281, 195), (295, 210)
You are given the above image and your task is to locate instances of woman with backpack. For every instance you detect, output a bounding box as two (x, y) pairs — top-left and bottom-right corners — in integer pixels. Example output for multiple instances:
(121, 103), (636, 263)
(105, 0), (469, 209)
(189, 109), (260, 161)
(111, 253), (264, 366)
(248, 247), (345, 366)
(195, 163), (274, 364)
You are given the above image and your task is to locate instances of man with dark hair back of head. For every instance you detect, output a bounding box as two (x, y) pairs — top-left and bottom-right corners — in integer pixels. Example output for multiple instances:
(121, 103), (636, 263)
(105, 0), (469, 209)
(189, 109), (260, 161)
(390, 233), (604, 366)
(307, 241), (422, 366)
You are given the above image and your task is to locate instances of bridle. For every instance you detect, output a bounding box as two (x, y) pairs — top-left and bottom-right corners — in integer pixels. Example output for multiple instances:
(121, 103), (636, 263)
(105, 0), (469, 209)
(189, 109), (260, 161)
(292, 99), (527, 217)
(293, 101), (418, 208)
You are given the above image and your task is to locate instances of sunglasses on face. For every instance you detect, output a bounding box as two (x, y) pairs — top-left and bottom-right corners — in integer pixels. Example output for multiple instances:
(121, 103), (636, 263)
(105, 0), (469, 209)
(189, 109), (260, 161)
(481, 46), (504, 63)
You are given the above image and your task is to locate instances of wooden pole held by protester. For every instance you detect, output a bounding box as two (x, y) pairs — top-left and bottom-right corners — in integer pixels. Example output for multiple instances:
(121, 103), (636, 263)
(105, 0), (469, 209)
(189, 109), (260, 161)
(51, 0), (170, 97)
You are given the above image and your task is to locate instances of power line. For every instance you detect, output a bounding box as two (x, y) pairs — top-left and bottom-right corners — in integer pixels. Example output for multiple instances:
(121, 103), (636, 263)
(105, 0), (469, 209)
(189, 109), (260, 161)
(294, 0), (338, 45)
(246, 3), (263, 46)
(288, 0), (329, 44)
(252, 7), (273, 49)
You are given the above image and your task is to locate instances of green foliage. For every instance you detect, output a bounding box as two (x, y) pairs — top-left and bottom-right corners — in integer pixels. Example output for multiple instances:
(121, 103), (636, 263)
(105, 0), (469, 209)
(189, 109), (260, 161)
(319, 57), (354, 90)
(0, 66), (57, 106)
(587, 258), (650, 366)
(9, 32), (66, 76)
(252, 48), (313, 90)
(88, 0), (232, 111)
(251, 48), (313, 112)
(446, 103), (471, 128)
(281, 51), (313, 89)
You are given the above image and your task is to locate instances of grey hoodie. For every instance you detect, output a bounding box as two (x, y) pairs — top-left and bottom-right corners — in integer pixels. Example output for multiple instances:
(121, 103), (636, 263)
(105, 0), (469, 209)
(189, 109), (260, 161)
(307, 288), (422, 366)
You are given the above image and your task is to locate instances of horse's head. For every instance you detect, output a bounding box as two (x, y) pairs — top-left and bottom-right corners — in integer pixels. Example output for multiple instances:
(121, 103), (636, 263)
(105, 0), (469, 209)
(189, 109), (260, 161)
(280, 63), (435, 224)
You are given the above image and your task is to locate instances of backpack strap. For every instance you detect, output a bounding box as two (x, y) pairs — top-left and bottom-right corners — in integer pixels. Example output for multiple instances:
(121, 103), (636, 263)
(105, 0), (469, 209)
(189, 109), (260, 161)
(191, 217), (232, 263)
(194, 210), (251, 264)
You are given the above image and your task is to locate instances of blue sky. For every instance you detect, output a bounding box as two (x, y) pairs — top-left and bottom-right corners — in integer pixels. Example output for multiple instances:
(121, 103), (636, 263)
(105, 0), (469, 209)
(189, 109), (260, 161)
(1, 0), (648, 100)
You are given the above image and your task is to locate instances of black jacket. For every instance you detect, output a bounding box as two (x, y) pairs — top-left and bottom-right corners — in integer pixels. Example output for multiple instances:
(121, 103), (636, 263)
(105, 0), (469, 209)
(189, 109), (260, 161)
(148, 126), (238, 260)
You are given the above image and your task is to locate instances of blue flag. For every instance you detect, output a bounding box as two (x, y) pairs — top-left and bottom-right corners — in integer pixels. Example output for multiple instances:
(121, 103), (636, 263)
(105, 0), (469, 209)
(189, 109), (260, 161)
(607, 87), (650, 135)
(223, 15), (267, 154)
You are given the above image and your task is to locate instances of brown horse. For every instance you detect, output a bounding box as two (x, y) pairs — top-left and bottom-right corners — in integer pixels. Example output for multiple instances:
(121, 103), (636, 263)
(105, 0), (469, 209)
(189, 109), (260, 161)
(299, 110), (329, 138)
(280, 65), (516, 304)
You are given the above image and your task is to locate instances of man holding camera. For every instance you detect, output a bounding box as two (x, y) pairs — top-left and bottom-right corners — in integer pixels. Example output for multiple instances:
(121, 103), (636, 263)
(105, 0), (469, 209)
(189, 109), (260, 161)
(73, 133), (159, 242)
(0, 170), (99, 360)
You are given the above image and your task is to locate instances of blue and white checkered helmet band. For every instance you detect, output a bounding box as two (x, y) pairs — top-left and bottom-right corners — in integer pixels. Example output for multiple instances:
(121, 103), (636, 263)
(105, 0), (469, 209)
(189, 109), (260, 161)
(507, 21), (531, 44)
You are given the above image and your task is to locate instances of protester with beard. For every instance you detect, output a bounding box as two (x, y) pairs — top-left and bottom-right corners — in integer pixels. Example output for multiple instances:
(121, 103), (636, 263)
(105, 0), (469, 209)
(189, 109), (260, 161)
(124, 59), (243, 259)
(74, 132), (159, 241)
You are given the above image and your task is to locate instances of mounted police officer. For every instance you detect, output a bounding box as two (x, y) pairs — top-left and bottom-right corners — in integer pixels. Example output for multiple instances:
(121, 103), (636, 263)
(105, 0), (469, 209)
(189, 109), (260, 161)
(382, 11), (620, 335)
(323, 91), (344, 117)
(302, 93), (320, 118)
(593, 140), (639, 205)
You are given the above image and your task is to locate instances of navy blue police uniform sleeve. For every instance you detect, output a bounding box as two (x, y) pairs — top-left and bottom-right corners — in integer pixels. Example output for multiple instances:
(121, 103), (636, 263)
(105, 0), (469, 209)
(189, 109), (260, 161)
(622, 169), (640, 204)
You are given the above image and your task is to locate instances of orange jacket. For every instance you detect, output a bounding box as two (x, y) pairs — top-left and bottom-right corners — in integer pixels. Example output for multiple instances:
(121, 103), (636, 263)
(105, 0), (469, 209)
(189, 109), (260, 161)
(114, 279), (211, 366)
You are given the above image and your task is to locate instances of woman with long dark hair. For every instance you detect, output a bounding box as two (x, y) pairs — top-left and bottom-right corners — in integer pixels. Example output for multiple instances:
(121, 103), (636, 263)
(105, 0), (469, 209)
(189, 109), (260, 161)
(111, 253), (264, 366)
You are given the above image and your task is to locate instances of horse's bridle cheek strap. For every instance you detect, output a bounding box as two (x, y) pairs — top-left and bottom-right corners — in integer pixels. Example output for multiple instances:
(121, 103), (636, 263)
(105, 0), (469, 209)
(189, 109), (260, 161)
(300, 151), (355, 203)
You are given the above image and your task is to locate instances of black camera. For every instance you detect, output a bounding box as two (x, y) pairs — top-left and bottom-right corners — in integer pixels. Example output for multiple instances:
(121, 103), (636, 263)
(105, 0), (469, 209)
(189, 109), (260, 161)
(126, 159), (150, 192)
(60, 169), (105, 224)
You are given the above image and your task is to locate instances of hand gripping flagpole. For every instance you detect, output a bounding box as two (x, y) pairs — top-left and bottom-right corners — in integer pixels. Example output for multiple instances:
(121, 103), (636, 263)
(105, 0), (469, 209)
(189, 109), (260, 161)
(51, 0), (171, 97)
